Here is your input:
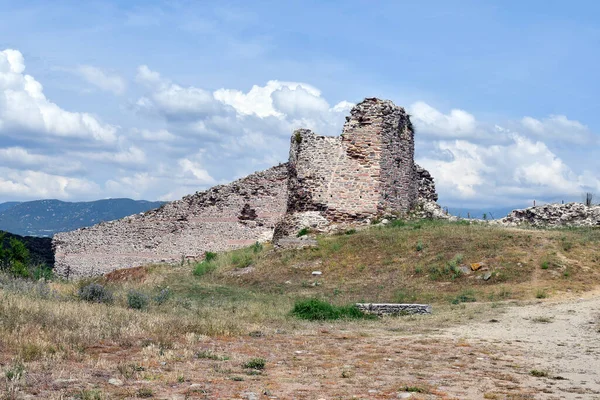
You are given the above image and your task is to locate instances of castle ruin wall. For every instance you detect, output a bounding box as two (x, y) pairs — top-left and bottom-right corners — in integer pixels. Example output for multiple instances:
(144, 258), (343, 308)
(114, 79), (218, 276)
(53, 165), (288, 278)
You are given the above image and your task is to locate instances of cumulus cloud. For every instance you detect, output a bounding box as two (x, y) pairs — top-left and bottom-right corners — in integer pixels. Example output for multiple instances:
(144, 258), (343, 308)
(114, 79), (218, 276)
(0, 147), (82, 174)
(418, 134), (597, 205)
(0, 167), (99, 200)
(521, 115), (593, 144)
(409, 101), (477, 138)
(76, 65), (126, 95)
(0, 49), (118, 143)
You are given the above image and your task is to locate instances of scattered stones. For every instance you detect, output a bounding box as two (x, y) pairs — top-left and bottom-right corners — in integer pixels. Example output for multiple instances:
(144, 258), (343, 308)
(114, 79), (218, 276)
(243, 392), (259, 400)
(483, 272), (492, 281)
(397, 392), (414, 399)
(311, 271), (322, 276)
(356, 303), (432, 316)
(470, 262), (484, 271)
(500, 202), (600, 227)
(458, 265), (472, 275)
(108, 378), (123, 386)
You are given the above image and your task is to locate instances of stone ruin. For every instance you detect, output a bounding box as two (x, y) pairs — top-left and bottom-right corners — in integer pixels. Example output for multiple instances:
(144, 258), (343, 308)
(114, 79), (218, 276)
(273, 98), (437, 244)
(500, 202), (600, 227)
(53, 98), (441, 278)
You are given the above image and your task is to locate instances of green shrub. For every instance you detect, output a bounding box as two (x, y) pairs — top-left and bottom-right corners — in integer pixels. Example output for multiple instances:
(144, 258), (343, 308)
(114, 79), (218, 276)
(242, 357), (266, 370)
(297, 227), (310, 237)
(127, 290), (149, 310)
(204, 252), (217, 262)
(541, 261), (549, 269)
(416, 241), (424, 252)
(78, 283), (113, 304)
(231, 252), (253, 269)
(193, 260), (217, 276)
(291, 298), (369, 320)
(250, 241), (263, 253)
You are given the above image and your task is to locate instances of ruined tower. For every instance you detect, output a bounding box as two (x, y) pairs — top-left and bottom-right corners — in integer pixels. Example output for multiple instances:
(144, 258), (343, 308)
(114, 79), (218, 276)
(274, 98), (422, 240)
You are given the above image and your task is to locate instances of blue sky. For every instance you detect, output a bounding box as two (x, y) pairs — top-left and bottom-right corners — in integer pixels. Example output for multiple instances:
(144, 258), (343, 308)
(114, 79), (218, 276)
(0, 0), (598, 208)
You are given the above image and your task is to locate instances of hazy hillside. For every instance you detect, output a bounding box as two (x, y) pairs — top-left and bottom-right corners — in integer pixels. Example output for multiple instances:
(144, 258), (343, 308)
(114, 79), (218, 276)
(0, 199), (165, 237)
(0, 202), (21, 213)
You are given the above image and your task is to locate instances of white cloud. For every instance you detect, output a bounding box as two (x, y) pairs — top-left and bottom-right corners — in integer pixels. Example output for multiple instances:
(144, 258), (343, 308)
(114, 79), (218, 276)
(76, 65), (126, 95)
(521, 115), (592, 144)
(131, 128), (176, 141)
(74, 146), (147, 166)
(0, 147), (82, 174)
(418, 134), (595, 204)
(409, 101), (477, 138)
(0, 167), (99, 200)
(178, 158), (216, 184)
(0, 49), (117, 143)
(214, 80), (322, 118)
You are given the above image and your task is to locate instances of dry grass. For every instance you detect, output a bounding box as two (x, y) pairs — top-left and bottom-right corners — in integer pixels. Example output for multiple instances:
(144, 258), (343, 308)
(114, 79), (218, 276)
(1, 220), (600, 398)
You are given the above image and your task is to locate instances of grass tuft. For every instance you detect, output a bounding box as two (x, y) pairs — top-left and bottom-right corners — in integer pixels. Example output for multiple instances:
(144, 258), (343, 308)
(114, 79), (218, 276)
(291, 298), (370, 321)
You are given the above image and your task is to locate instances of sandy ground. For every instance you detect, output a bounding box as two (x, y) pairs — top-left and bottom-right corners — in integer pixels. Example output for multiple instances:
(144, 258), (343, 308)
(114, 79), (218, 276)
(4, 294), (600, 399)
(441, 291), (600, 399)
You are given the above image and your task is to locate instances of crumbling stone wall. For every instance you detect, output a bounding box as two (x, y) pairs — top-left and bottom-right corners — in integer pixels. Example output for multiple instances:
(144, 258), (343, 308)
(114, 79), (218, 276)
(500, 203), (600, 227)
(274, 98), (432, 240)
(53, 165), (288, 278)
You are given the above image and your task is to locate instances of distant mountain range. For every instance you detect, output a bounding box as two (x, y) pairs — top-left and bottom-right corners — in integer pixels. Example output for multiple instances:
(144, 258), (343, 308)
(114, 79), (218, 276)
(0, 199), (165, 237)
(447, 206), (522, 220)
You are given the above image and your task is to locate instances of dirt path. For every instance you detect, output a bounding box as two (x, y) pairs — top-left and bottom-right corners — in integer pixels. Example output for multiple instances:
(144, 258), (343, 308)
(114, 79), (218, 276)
(441, 292), (600, 399)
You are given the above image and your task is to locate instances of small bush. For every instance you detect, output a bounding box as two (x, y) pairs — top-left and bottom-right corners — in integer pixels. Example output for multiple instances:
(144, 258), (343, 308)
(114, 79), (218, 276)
(231, 252), (253, 269)
(291, 298), (369, 320)
(242, 358), (266, 370)
(4, 360), (25, 381)
(535, 289), (548, 299)
(250, 241), (263, 253)
(416, 241), (424, 252)
(540, 261), (549, 269)
(154, 287), (171, 305)
(127, 290), (149, 310)
(78, 283), (113, 304)
(193, 260), (216, 276)
(204, 252), (217, 262)
(297, 227), (310, 237)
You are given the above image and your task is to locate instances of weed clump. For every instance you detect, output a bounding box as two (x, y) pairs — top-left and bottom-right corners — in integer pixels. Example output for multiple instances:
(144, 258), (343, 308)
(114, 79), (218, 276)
(242, 357), (266, 370)
(291, 298), (369, 320)
(127, 290), (149, 310)
(193, 260), (217, 276)
(78, 283), (113, 304)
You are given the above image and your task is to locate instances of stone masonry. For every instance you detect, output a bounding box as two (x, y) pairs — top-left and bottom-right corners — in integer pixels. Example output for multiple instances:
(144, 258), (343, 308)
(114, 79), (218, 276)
(274, 98), (433, 240)
(53, 98), (440, 278)
(53, 165), (288, 278)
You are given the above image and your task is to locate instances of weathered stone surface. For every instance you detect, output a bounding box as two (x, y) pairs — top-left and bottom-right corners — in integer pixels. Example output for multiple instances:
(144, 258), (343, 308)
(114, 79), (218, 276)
(356, 303), (432, 316)
(274, 98), (438, 242)
(500, 202), (600, 227)
(53, 165), (288, 278)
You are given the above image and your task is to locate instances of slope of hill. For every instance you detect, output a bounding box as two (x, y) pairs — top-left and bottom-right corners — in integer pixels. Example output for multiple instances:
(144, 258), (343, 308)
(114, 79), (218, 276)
(0, 202), (21, 213)
(0, 199), (165, 237)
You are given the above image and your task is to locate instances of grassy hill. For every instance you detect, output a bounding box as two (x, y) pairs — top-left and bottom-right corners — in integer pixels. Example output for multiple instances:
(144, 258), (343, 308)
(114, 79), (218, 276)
(2, 219), (600, 398)
(0, 198), (165, 236)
